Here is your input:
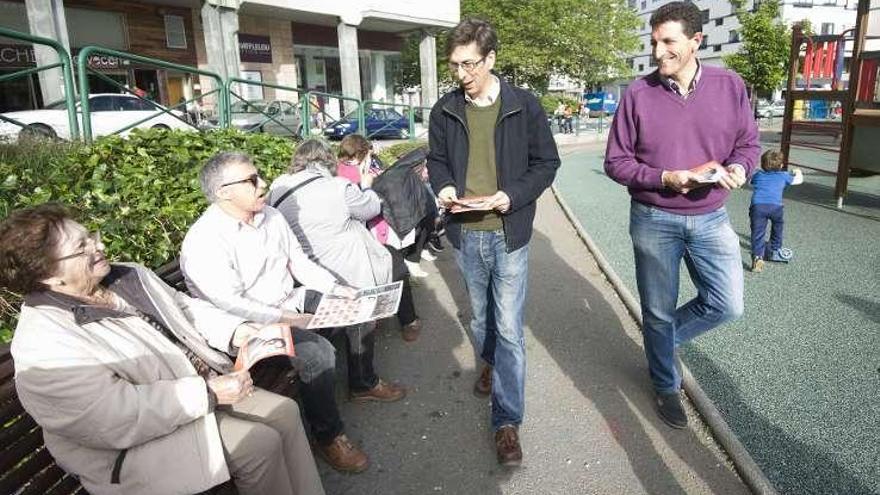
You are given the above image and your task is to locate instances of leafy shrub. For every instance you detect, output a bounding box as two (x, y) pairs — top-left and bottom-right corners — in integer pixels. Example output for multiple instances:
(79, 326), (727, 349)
(0, 128), (298, 341)
(376, 141), (428, 168)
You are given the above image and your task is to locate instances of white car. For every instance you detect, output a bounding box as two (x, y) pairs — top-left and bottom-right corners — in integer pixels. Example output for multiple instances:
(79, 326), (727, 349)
(0, 93), (190, 141)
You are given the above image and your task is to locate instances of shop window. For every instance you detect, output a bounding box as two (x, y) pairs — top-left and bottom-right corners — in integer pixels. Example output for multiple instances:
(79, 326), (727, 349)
(164, 15), (187, 49)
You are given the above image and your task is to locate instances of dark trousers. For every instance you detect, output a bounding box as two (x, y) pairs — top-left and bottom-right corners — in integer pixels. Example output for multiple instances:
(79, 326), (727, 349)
(304, 290), (379, 393)
(384, 245), (418, 326)
(404, 216), (434, 263)
(252, 328), (343, 446)
(749, 203), (784, 257)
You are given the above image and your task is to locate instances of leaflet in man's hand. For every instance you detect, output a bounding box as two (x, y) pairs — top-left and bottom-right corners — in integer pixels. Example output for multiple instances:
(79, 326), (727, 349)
(307, 281), (403, 329)
(449, 196), (494, 213)
(233, 324), (296, 371)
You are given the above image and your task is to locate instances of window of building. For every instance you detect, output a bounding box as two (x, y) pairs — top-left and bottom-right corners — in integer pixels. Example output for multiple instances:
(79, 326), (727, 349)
(729, 30), (740, 42)
(700, 35), (709, 49)
(701, 9), (710, 24)
(793, 0), (813, 7)
(638, 64), (644, 71)
(641, 1), (646, 10)
(821, 22), (835, 34)
(715, 17), (723, 26)
(164, 15), (187, 49)
(714, 45), (722, 52)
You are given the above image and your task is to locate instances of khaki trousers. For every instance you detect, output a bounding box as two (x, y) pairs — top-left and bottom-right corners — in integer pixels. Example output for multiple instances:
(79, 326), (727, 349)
(216, 388), (325, 495)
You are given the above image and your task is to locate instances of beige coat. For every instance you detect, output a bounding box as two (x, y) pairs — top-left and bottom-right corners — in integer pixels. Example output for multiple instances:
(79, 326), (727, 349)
(11, 263), (245, 495)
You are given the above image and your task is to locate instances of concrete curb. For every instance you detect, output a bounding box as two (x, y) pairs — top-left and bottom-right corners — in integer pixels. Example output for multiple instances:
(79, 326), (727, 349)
(550, 184), (779, 495)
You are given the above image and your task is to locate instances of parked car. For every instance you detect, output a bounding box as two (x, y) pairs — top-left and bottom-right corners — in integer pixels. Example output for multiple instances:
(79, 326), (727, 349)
(756, 99), (786, 118)
(323, 108), (409, 139)
(0, 93), (189, 141)
(225, 100), (302, 137)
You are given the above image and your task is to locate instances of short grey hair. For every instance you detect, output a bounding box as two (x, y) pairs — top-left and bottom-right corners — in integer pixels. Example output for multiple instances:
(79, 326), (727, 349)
(290, 138), (337, 176)
(200, 151), (253, 203)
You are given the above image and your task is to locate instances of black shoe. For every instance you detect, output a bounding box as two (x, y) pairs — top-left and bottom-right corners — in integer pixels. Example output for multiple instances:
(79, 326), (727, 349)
(655, 391), (687, 429)
(428, 236), (444, 253)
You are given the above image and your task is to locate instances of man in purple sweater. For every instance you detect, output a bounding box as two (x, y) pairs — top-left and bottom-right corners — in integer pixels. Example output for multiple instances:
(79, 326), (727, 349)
(604, 1), (760, 429)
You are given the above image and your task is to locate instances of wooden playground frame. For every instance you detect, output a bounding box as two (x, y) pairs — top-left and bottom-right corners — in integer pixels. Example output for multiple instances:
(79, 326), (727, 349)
(780, 0), (879, 207)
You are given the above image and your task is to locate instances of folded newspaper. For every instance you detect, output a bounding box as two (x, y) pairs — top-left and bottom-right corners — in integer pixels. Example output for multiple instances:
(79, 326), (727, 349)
(233, 323), (297, 371)
(307, 281), (403, 329)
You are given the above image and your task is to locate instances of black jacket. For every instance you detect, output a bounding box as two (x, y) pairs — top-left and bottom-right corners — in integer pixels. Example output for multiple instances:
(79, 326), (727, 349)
(427, 75), (560, 252)
(373, 147), (431, 237)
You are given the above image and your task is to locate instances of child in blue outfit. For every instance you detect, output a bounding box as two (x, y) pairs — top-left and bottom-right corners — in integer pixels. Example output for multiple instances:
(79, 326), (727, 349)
(750, 150), (803, 272)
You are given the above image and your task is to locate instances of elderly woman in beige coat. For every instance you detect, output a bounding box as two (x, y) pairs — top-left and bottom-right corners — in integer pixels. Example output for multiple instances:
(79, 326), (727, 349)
(0, 204), (324, 495)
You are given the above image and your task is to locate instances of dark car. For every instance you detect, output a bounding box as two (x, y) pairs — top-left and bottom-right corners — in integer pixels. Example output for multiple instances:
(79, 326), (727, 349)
(324, 108), (409, 139)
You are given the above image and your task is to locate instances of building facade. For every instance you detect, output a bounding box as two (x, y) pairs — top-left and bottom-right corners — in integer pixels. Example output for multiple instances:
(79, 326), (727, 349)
(0, 0), (458, 115)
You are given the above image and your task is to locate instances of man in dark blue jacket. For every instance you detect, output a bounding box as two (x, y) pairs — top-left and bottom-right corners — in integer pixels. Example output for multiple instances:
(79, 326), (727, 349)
(427, 18), (560, 467)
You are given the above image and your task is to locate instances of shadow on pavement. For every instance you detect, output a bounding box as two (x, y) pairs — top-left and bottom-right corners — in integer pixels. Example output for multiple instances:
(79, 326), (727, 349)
(319, 252), (509, 495)
(523, 229), (747, 494)
(682, 344), (877, 495)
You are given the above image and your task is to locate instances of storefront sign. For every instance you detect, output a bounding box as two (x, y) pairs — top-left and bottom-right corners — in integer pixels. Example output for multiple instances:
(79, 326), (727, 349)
(87, 54), (121, 69)
(239, 34), (272, 64)
(0, 45), (36, 68)
(0, 46), (122, 70)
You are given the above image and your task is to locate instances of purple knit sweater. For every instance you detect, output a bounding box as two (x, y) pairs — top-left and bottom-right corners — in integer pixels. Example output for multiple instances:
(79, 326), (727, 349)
(604, 66), (760, 215)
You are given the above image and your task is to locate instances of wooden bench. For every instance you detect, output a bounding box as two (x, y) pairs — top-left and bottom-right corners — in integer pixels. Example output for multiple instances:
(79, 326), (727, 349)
(0, 261), (298, 495)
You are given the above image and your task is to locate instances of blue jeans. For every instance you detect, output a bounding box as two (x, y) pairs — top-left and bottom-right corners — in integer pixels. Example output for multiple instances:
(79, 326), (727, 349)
(749, 203), (784, 257)
(629, 201), (744, 394)
(454, 229), (529, 430)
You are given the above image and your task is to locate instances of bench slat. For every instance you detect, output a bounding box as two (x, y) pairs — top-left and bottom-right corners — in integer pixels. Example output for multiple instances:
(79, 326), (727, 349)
(0, 395), (25, 427)
(0, 427), (49, 474)
(1, 448), (56, 494)
(43, 472), (83, 495)
(0, 411), (37, 447)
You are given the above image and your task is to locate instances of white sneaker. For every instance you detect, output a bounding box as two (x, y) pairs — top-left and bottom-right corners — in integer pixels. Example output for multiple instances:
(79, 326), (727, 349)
(404, 260), (429, 278)
(420, 249), (437, 262)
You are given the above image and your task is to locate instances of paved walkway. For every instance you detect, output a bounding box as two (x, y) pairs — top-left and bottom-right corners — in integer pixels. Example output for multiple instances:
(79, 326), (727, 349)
(318, 192), (750, 495)
(553, 141), (880, 495)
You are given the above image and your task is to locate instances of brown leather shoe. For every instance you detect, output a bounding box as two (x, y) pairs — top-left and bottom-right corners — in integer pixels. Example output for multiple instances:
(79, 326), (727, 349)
(473, 365), (492, 397)
(350, 379), (407, 403)
(401, 319), (421, 342)
(495, 425), (523, 466)
(317, 434), (369, 473)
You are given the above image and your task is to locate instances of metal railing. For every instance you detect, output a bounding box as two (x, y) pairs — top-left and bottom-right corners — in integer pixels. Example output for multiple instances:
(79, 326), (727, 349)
(303, 91), (364, 139)
(75, 46), (226, 142)
(362, 100), (420, 140)
(225, 78), (305, 138)
(0, 27), (78, 140)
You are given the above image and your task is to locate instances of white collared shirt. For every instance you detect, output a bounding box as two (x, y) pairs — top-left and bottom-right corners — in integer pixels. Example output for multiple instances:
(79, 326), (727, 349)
(465, 74), (501, 107)
(180, 204), (338, 324)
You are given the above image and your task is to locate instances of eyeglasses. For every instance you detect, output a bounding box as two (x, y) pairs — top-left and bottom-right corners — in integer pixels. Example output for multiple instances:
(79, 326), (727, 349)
(448, 57), (487, 74)
(55, 231), (102, 261)
(220, 173), (261, 189)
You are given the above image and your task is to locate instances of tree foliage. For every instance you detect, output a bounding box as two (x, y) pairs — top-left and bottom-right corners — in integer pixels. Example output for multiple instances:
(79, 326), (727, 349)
(723, 0), (791, 94)
(396, 0), (640, 93)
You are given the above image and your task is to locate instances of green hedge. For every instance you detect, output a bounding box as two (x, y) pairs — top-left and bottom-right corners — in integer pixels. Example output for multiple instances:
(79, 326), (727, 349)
(0, 128), (427, 342)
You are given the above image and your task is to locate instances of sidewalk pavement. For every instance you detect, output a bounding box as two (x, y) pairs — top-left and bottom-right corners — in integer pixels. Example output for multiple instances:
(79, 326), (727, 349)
(553, 140), (879, 495)
(318, 192), (749, 495)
